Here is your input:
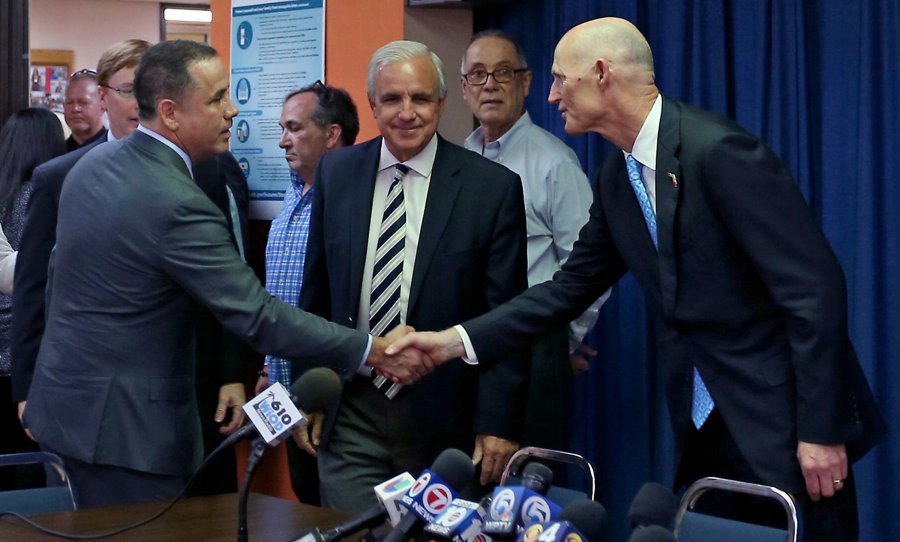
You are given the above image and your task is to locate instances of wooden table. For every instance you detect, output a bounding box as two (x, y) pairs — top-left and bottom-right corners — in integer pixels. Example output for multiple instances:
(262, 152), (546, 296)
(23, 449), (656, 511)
(0, 492), (348, 541)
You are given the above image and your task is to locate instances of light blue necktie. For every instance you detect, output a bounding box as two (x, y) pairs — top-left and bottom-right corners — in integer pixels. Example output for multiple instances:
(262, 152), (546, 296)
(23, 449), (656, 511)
(625, 155), (714, 429)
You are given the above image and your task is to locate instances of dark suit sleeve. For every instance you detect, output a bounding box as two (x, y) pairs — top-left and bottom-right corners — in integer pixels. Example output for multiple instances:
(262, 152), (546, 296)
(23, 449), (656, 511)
(464, 168), (629, 363)
(702, 133), (853, 444)
(158, 192), (367, 374)
(298, 162), (331, 319)
(472, 168), (531, 440)
(10, 166), (60, 401)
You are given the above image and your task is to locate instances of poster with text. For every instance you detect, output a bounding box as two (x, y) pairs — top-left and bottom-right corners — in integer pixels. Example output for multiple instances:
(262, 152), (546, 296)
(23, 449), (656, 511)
(231, 0), (325, 219)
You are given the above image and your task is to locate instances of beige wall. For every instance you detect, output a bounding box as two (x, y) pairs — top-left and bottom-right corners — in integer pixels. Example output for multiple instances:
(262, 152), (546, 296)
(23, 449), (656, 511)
(30, 0), (160, 72)
(405, 6), (475, 146)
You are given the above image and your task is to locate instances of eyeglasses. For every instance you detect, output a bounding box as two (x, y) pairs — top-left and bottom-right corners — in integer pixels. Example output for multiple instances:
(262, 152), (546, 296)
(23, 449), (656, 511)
(70, 68), (98, 82)
(463, 67), (528, 85)
(100, 83), (135, 99)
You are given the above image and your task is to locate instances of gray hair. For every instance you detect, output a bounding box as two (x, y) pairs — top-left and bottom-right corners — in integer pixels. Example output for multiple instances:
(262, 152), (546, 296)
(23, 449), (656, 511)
(367, 40), (446, 101)
(461, 30), (529, 74)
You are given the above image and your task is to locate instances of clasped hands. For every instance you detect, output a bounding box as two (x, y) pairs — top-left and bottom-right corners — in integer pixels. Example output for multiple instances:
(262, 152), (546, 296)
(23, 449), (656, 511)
(368, 326), (465, 384)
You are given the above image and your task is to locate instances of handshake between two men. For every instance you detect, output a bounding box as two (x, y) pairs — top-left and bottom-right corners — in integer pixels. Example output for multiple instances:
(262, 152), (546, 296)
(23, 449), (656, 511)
(368, 326), (466, 385)
(296, 325), (518, 486)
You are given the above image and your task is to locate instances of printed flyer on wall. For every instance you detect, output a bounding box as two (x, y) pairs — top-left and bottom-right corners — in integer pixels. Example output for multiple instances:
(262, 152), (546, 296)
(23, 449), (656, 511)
(230, 0), (325, 219)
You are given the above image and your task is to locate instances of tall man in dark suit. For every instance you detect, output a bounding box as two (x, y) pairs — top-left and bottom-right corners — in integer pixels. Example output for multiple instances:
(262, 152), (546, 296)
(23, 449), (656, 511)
(389, 18), (885, 540)
(298, 40), (529, 512)
(12, 41), (251, 495)
(23, 40), (432, 508)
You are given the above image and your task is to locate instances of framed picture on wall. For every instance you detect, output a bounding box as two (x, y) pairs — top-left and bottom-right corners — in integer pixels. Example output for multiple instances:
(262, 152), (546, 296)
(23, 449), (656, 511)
(30, 49), (74, 112)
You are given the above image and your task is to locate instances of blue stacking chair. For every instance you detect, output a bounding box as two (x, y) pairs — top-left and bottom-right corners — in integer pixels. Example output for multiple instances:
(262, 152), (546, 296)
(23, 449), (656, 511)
(674, 477), (798, 542)
(0, 452), (79, 515)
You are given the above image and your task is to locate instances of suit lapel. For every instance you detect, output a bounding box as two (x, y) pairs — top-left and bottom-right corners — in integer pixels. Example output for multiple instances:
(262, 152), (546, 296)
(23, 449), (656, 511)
(407, 137), (462, 318)
(655, 97), (682, 318)
(348, 139), (382, 312)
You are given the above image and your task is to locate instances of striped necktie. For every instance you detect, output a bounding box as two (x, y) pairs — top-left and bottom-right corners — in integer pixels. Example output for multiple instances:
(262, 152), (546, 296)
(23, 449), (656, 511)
(625, 154), (714, 429)
(369, 163), (410, 336)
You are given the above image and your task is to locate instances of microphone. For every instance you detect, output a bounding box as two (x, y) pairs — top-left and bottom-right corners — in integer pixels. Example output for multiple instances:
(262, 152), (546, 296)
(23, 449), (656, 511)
(235, 368), (342, 542)
(520, 462), (553, 494)
(483, 462), (561, 540)
(626, 525), (676, 542)
(382, 449), (475, 542)
(224, 367), (342, 448)
(557, 499), (609, 542)
(292, 472), (416, 542)
(627, 483), (676, 531)
(424, 494), (492, 542)
(515, 499), (609, 542)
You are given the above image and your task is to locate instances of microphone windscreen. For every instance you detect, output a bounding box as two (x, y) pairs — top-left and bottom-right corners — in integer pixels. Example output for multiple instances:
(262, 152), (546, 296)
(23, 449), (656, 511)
(627, 525), (676, 542)
(627, 482), (676, 530)
(430, 448), (476, 490)
(520, 462), (553, 494)
(558, 499), (609, 542)
(290, 367), (342, 411)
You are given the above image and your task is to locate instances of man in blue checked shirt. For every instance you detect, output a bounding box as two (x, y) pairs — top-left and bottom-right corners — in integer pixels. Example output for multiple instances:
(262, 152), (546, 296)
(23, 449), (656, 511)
(255, 82), (359, 504)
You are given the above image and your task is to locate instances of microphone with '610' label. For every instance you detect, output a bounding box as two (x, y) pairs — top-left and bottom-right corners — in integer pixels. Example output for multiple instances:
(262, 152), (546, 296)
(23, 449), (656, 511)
(222, 367), (341, 448)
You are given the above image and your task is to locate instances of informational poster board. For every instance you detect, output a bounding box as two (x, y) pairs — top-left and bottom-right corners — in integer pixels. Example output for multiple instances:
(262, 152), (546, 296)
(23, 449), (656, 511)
(230, 0), (325, 219)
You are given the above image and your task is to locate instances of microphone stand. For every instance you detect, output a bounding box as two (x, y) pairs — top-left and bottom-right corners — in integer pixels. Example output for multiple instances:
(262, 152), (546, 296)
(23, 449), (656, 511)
(237, 435), (268, 542)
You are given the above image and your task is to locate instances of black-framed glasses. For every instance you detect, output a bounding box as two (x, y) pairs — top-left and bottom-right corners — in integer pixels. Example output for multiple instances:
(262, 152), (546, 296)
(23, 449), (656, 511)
(100, 83), (135, 99)
(463, 67), (528, 85)
(70, 68), (98, 82)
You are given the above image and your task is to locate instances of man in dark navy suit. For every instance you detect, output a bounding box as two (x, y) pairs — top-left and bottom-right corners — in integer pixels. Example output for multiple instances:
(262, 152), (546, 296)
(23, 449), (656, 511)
(389, 18), (885, 541)
(299, 40), (529, 512)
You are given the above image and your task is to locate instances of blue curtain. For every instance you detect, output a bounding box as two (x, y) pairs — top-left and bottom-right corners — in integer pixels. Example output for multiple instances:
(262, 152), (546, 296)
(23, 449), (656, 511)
(476, 2), (898, 540)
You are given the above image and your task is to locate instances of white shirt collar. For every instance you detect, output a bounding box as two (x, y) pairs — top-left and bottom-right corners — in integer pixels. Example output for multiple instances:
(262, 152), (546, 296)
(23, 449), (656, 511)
(137, 124), (193, 177)
(625, 94), (663, 170)
(378, 134), (439, 178)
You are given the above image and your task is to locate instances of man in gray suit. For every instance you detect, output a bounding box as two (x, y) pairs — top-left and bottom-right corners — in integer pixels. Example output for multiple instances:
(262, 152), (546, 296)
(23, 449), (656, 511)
(23, 40), (431, 508)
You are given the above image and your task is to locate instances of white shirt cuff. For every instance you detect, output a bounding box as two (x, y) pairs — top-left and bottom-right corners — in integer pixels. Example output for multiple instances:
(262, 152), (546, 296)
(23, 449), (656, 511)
(357, 335), (374, 376)
(453, 324), (479, 365)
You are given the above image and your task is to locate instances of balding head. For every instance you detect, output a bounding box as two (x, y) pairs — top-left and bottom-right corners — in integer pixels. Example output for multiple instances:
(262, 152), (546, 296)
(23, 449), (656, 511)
(549, 17), (658, 150)
(562, 18), (654, 75)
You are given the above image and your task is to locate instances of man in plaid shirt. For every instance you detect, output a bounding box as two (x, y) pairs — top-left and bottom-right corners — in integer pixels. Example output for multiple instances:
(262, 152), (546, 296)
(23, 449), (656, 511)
(255, 82), (359, 503)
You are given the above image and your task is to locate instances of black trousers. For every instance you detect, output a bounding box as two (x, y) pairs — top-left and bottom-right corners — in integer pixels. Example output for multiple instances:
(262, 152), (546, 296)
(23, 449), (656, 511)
(676, 409), (859, 542)
(46, 449), (187, 508)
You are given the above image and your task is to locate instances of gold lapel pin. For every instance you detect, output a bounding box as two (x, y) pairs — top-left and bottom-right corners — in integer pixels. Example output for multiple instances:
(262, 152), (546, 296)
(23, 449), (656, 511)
(668, 172), (678, 188)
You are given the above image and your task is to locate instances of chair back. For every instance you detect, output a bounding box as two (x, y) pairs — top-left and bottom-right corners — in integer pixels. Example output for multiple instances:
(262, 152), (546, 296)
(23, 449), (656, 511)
(0, 452), (79, 515)
(674, 477), (798, 542)
(500, 446), (597, 506)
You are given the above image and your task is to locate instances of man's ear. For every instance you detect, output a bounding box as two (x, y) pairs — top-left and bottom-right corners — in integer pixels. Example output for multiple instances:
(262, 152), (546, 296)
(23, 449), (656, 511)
(325, 124), (343, 150)
(158, 99), (179, 131)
